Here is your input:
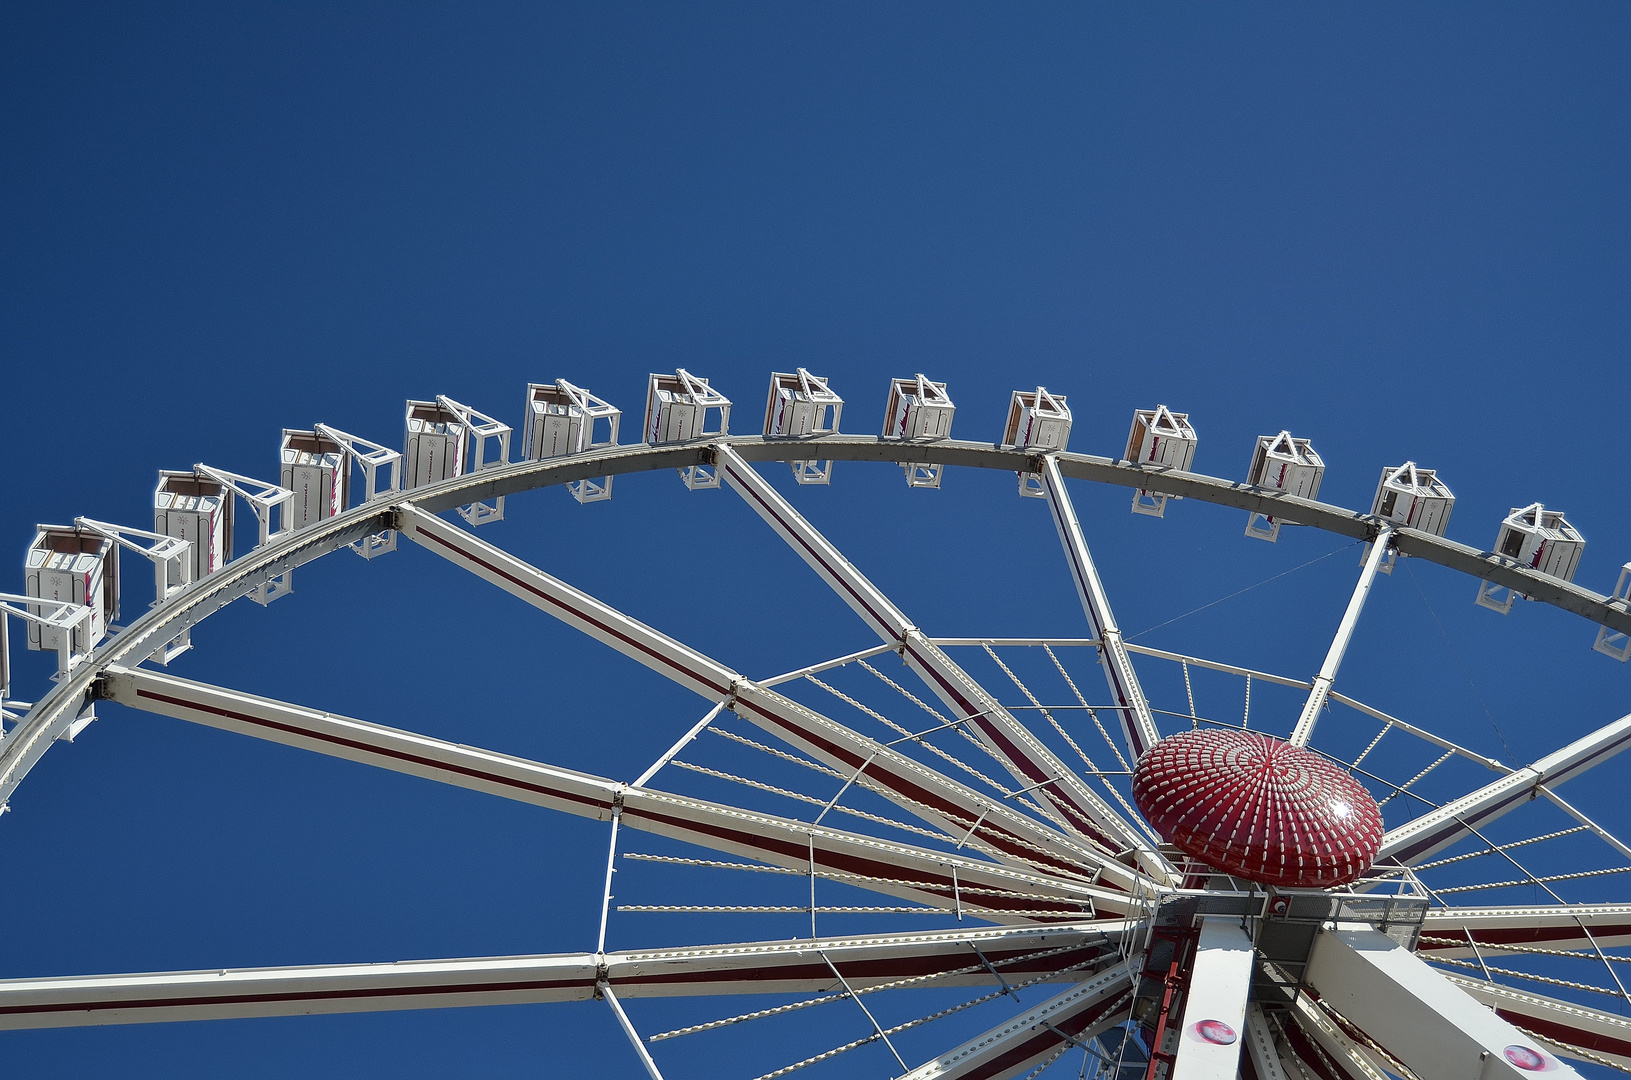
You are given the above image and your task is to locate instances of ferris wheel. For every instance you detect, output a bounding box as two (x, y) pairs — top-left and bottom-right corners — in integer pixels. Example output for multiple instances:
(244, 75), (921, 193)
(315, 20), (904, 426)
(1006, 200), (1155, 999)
(2, 368), (1630, 1080)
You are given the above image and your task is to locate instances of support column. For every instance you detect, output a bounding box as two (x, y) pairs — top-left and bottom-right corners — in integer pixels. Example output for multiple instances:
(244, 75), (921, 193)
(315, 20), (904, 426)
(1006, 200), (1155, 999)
(1289, 526), (1394, 748)
(1039, 456), (1162, 761)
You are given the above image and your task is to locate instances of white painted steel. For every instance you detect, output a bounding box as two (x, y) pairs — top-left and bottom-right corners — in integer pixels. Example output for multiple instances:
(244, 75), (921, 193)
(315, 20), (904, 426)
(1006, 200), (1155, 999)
(1243, 1004), (1289, 1080)
(714, 445), (1170, 880)
(1038, 456), (1162, 760)
(1288, 523), (1394, 748)
(0, 924), (1118, 1030)
(1417, 905), (1631, 957)
(897, 965), (1133, 1079)
(1305, 924), (1583, 1080)
(395, 504), (1148, 894)
(1444, 973), (1631, 1070)
(1378, 712), (1631, 865)
(1169, 918), (1254, 1080)
(100, 665), (1122, 918)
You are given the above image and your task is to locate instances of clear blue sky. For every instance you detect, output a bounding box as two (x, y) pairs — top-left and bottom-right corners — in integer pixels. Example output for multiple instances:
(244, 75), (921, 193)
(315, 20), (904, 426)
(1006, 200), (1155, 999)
(2, 5), (1629, 1078)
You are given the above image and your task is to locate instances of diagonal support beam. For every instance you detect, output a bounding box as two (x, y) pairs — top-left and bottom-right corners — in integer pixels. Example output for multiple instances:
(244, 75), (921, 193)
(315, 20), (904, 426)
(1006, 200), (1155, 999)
(0, 923), (1124, 1030)
(897, 964), (1134, 1080)
(99, 666), (1127, 919)
(1305, 923), (1585, 1080)
(1039, 455), (1162, 760)
(1289, 525), (1394, 748)
(395, 503), (1151, 894)
(714, 446), (1172, 881)
(1169, 918), (1255, 1080)
(1443, 973), (1631, 1071)
(1377, 711), (1631, 865)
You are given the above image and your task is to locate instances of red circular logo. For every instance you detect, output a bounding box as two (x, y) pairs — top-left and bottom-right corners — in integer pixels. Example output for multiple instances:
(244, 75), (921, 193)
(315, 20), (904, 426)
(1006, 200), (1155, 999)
(1504, 1046), (1547, 1071)
(1195, 1020), (1238, 1045)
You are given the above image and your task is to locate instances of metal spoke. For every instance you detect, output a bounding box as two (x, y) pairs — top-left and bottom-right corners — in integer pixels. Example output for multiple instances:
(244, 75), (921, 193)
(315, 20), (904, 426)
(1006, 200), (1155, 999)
(100, 666), (1122, 917)
(714, 445), (1170, 881)
(398, 504), (1149, 891)
(1289, 524), (1394, 747)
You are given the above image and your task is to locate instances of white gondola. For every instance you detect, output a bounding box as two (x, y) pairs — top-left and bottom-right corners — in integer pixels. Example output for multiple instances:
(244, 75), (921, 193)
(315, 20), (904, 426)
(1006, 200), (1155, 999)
(522, 381), (621, 504)
(1595, 563), (1631, 662)
(154, 470), (232, 587)
(1125, 405), (1197, 517)
(763, 369), (842, 485)
(1244, 431), (1325, 542)
(280, 429), (350, 532)
(403, 397), (511, 525)
(23, 525), (117, 659)
(1361, 462), (1457, 574)
(1002, 387), (1071, 497)
(1476, 503), (1587, 615)
(882, 374), (955, 489)
(645, 370), (731, 490)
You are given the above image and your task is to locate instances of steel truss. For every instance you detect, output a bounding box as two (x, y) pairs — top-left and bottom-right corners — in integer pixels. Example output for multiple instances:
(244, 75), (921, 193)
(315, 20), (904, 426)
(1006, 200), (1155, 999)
(2, 433), (1629, 1080)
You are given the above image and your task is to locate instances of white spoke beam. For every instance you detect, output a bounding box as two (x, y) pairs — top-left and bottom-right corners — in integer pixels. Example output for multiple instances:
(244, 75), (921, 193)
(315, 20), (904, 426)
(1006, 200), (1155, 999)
(1304, 923), (1585, 1080)
(0, 923), (1124, 1031)
(396, 504), (1150, 893)
(1169, 918), (1255, 1080)
(1280, 995), (1388, 1080)
(714, 446), (1171, 881)
(1444, 973), (1631, 1070)
(100, 666), (1125, 919)
(897, 964), (1134, 1080)
(1038, 455), (1161, 760)
(1243, 1005), (1290, 1080)
(1289, 525), (1394, 748)
(1377, 711), (1631, 865)
(1418, 904), (1631, 957)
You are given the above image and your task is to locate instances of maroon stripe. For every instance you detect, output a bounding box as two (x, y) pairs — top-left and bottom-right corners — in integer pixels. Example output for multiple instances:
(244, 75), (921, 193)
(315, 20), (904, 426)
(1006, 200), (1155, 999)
(414, 526), (732, 698)
(957, 988), (1131, 1080)
(1493, 1008), (1631, 1061)
(0, 977), (591, 1018)
(133, 689), (608, 815)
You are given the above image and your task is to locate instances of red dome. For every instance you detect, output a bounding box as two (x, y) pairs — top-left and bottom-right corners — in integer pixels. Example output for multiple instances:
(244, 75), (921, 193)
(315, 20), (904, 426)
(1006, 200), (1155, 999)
(1131, 728), (1383, 888)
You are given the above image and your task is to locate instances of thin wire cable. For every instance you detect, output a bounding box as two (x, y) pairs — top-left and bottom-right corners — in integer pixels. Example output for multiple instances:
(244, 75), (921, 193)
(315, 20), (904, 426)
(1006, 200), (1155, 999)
(1126, 540), (1360, 641)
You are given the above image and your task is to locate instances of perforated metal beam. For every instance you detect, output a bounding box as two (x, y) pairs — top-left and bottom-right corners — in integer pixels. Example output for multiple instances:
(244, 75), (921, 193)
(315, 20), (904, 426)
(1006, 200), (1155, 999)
(396, 505), (1148, 896)
(99, 666), (1120, 920)
(1378, 712), (1631, 865)
(0, 923), (1120, 1030)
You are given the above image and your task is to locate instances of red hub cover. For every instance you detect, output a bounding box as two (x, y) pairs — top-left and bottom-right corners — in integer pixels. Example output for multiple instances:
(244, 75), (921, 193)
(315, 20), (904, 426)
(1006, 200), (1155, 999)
(1131, 728), (1384, 888)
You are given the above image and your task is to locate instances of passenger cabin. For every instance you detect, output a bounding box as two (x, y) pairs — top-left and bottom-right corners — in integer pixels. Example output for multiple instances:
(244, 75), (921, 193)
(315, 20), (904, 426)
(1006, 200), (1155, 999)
(1125, 405), (1197, 517)
(645, 370), (731, 489)
(1002, 387), (1071, 497)
(882, 375), (955, 488)
(1476, 503), (1586, 615)
(280, 429), (350, 531)
(1244, 431), (1325, 542)
(24, 526), (117, 655)
(1371, 462), (1455, 537)
(523, 380), (620, 503)
(764, 369), (842, 485)
(154, 469), (233, 586)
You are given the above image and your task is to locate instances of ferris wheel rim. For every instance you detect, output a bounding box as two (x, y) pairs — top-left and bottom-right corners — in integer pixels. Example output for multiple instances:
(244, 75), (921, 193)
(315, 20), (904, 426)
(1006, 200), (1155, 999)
(5, 433), (1626, 816)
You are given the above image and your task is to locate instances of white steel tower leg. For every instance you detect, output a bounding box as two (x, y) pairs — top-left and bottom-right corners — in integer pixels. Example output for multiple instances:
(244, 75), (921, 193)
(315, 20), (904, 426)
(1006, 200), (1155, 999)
(1244, 1005), (1290, 1080)
(1377, 711), (1631, 865)
(1038, 456), (1161, 760)
(1169, 918), (1255, 1080)
(896, 966), (1134, 1080)
(713, 445), (1173, 880)
(1289, 525), (1395, 748)
(1305, 924), (1586, 1080)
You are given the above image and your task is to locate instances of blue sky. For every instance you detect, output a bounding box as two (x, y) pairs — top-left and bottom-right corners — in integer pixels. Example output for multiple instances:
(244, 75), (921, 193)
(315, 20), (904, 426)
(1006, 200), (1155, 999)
(2, 5), (1629, 1078)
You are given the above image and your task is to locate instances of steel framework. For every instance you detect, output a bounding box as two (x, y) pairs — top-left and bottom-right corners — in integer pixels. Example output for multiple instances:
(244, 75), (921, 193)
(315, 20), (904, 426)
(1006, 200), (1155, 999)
(2, 408), (1629, 1080)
